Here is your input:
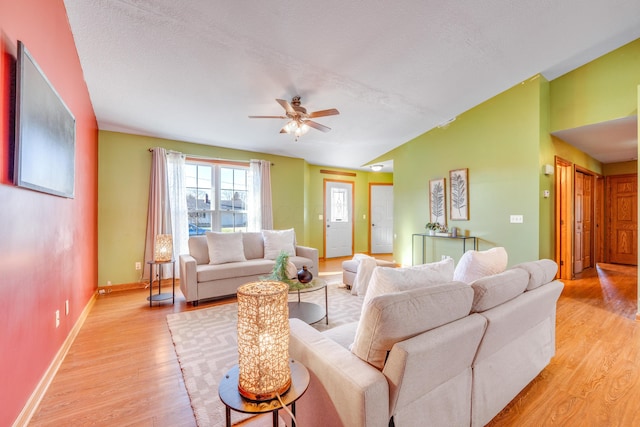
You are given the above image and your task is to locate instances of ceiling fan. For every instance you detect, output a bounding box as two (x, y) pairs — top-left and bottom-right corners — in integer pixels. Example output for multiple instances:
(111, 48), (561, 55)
(249, 96), (339, 141)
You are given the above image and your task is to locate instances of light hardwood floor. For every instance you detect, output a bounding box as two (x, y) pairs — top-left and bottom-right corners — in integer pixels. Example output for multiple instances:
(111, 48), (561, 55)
(28, 260), (639, 426)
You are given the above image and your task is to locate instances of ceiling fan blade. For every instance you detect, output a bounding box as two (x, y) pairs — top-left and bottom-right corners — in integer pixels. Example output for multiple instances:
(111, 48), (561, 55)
(308, 108), (340, 118)
(276, 99), (295, 115)
(248, 115), (287, 119)
(305, 120), (331, 133)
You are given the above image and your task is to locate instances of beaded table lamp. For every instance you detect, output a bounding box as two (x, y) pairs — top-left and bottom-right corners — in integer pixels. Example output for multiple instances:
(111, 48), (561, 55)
(154, 234), (173, 262)
(236, 281), (291, 401)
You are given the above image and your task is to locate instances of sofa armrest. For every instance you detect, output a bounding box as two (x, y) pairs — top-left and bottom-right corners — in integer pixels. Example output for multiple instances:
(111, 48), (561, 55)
(288, 318), (389, 427)
(179, 254), (198, 303)
(295, 245), (319, 277)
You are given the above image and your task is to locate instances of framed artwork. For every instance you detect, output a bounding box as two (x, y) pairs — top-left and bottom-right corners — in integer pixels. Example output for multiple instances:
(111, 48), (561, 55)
(449, 168), (469, 220)
(429, 178), (446, 225)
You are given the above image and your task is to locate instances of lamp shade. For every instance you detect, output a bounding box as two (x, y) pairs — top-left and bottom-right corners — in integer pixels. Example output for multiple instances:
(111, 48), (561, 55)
(154, 234), (173, 262)
(237, 281), (291, 401)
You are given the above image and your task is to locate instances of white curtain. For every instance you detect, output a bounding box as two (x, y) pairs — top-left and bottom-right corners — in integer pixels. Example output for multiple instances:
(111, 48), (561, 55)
(143, 147), (172, 280)
(248, 159), (273, 231)
(167, 151), (189, 277)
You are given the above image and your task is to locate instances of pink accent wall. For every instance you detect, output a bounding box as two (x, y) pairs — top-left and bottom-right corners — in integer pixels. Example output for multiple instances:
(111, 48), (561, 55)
(0, 1), (98, 425)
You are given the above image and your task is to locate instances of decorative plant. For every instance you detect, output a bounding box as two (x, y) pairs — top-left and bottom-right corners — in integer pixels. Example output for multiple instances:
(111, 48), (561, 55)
(263, 251), (311, 290)
(426, 222), (440, 231)
(270, 251), (291, 281)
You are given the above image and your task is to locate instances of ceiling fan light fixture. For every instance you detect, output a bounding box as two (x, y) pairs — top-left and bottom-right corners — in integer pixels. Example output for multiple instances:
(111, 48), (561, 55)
(295, 123), (310, 136)
(284, 121), (297, 133)
(370, 164), (383, 172)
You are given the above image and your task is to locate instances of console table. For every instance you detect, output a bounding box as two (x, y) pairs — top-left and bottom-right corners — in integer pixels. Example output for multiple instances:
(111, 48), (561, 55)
(412, 233), (477, 264)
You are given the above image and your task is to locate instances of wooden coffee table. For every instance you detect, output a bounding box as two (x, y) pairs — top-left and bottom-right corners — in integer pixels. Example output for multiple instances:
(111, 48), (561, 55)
(288, 278), (328, 325)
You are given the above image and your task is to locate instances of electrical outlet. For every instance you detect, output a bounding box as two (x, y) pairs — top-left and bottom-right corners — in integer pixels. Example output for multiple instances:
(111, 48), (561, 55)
(135, 262), (142, 270)
(55, 310), (60, 328)
(510, 215), (524, 223)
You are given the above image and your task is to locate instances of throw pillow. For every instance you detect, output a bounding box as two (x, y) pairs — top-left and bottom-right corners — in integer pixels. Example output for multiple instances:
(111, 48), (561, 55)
(362, 257), (455, 308)
(453, 247), (508, 284)
(206, 231), (247, 265)
(263, 228), (296, 260)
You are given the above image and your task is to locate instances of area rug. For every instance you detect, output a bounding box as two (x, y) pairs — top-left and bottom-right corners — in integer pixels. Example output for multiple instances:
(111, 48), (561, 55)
(166, 282), (363, 427)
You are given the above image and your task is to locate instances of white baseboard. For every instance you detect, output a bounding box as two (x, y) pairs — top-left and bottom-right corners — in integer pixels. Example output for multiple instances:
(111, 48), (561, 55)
(12, 293), (97, 427)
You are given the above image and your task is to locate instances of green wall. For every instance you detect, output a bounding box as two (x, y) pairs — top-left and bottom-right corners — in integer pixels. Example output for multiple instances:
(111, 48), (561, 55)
(550, 38), (640, 131)
(99, 38), (640, 292)
(303, 165), (393, 258)
(98, 131), (307, 286)
(603, 161), (637, 176)
(386, 77), (545, 267)
(98, 131), (389, 285)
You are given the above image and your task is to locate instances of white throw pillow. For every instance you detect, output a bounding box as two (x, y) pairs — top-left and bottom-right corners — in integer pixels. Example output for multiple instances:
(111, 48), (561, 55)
(362, 257), (455, 308)
(453, 247), (508, 283)
(262, 229), (296, 260)
(206, 232), (246, 265)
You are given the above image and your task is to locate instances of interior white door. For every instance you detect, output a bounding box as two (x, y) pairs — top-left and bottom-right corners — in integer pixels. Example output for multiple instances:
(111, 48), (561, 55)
(325, 180), (353, 258)
(371, 184), (393, 253)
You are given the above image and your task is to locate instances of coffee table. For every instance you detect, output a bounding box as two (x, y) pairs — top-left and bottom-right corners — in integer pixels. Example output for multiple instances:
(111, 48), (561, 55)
(288, 278), (328, 325)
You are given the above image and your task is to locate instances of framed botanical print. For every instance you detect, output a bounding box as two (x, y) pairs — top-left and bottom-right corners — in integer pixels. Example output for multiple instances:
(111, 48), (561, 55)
(429, 178), (446, 225)
(449, 168), (469, 220)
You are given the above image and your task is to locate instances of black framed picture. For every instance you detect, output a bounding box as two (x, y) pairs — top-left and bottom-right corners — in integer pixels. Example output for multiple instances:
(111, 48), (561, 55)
(14, 40), (76, 198)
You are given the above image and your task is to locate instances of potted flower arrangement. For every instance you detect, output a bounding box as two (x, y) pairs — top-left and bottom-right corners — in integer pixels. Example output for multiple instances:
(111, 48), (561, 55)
(425, 222), (440, 236)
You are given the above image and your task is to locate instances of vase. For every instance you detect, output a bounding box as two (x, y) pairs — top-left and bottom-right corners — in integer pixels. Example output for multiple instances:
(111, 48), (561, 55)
(297, 266), (313, 283)
(428, 230), (436, 236)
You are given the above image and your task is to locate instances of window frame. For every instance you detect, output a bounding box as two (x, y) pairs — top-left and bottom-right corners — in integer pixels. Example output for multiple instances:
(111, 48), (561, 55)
(185, 158), (250, 235)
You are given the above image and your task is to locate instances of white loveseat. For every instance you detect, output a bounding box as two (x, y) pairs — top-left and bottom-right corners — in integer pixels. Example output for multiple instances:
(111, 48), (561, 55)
(179, 230), (318, 305)
(288, 258), (563, 426)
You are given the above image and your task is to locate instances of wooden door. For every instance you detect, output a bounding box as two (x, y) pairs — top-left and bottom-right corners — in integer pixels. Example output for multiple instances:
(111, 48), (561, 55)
(582, 172), (594, 269)
(574, 171), (584, 274)
(595, 176), (605, 263)
(555, 157), (573, 280)
(607, 174), (638, 265)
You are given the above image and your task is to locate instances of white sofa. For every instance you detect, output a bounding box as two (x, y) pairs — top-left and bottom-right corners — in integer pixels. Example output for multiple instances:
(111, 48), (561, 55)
(288, 259), (563, 426)
(179, 231), (318, 305)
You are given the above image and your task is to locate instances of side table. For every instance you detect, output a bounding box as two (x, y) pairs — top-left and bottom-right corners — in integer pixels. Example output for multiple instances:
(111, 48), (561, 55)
(146, 260), (175, 307)
(288, 278), (328, 325)
(218, 359), (309, 427)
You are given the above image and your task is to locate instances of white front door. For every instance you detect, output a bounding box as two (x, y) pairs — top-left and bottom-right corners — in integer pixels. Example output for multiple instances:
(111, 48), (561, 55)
(371, 184), (393, 253)
(325, 180), (353, 258)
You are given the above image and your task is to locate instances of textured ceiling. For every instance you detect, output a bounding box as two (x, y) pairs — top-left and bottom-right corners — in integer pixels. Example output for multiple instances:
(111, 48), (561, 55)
(63, 0), (640, 170)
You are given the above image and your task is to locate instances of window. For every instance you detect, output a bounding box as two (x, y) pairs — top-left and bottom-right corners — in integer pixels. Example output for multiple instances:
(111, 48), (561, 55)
(330, 188), (349, 222)
(185, 161), (248, 235)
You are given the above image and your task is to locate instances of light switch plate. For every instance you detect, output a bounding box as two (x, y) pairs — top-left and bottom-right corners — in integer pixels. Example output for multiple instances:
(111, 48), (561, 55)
(510, 215), (524, 223)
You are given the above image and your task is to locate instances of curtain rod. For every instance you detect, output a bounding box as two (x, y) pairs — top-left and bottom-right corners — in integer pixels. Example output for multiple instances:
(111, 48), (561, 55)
(148, 148), (273, 165)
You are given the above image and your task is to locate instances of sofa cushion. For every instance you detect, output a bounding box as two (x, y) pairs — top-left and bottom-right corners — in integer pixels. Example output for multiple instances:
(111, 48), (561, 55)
(263, 228), (296, 260)
(470, 268), (529, 312)
(242, 232), (265, 260)
(206, 231), (247, 264)
(351, 282), (473, 369)
(511, 259), (558, 290)
(196, 259), (274, 282)
(188, 235), (209, 265)
(363, 258), (455, 308)
(453, 247), (508, 283)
